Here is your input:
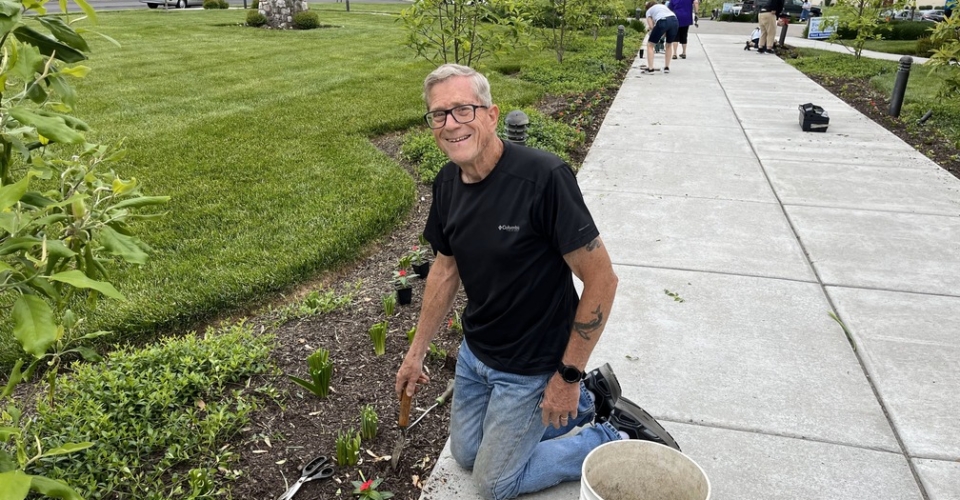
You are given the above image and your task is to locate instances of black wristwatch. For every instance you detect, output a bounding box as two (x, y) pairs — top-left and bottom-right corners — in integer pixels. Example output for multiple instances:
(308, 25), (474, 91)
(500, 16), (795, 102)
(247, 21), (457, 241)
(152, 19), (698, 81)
(557, 363), (585, 384)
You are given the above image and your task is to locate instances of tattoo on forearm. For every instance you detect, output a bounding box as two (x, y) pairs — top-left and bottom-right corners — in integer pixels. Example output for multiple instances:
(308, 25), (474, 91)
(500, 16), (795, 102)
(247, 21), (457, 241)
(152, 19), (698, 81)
(574, 305), (604, 340)
(585, 238), (601, 252)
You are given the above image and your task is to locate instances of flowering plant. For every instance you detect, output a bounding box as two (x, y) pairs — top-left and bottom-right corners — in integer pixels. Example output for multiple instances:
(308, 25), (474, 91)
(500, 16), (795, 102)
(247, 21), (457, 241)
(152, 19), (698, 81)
(392, 269), (417, 289)
(352, 477), (394, 500)
(407, 245), (431, 265)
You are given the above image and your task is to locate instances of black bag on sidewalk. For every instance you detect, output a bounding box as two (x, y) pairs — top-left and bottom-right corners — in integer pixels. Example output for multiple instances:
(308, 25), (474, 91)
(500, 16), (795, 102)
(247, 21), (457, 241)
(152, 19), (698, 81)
(798, 103), (829, 132)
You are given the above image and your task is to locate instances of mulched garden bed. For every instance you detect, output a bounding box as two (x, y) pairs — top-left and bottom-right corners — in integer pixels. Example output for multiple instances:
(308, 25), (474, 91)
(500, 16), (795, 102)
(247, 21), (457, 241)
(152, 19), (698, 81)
(228, 52), (957, 500)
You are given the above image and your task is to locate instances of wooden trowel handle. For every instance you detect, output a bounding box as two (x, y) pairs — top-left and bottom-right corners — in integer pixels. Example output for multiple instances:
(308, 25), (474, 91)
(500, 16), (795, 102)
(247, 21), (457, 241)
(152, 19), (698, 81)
(399, 391), (412, 428)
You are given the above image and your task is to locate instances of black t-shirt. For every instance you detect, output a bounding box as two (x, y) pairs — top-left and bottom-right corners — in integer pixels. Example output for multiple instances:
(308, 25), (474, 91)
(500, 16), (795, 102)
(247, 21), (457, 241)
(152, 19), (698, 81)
(424, 141), (599, 375)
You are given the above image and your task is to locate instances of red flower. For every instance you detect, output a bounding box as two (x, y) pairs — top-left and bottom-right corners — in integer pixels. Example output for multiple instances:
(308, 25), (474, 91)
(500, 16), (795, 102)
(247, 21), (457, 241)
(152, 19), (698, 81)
(398, 270), (407, 277)
(360, 479), (373, 492)
(448, 318), (453, 327)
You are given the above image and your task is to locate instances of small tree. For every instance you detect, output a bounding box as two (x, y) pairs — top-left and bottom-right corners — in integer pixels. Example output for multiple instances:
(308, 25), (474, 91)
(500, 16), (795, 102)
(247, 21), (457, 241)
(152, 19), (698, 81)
(399, 0), (532, 67)
(0, 1), (167, 497)
(926, 12), (960, 102)
(822, 0), (904, 59)
(535, 0), (627, 63)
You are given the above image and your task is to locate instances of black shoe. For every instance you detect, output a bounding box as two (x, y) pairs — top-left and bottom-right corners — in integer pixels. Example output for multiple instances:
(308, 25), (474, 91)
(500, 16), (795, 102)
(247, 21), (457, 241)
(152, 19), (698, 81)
(584, 363), (621, 421)
(757, 47), (766, 54)
(607, 397), (681, 451)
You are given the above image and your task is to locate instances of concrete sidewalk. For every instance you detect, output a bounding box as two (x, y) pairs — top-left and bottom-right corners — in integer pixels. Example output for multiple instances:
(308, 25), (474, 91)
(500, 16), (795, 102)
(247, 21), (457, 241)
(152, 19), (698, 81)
(421, 30), (960, 500)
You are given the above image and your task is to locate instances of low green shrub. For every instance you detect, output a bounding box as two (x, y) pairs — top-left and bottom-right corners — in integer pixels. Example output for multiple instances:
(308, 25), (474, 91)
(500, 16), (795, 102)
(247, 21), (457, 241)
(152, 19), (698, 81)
(218, 0), (229, 8)
(293, 10), (319, 30)
(251, 0), (258, 8)
(203, 0), (218, 8)
(916, 36), (944, 56)
(246, 10), (267, 26)
(400, 131), (450, 184)
(10, 322), (274, 499)
(886, 21), (933, 41)
(629, 18), (646, 34)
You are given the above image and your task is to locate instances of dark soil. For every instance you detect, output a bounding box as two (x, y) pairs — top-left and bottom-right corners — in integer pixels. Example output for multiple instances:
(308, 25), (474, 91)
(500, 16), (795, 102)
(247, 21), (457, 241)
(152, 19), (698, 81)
(229, 52), (959, 500)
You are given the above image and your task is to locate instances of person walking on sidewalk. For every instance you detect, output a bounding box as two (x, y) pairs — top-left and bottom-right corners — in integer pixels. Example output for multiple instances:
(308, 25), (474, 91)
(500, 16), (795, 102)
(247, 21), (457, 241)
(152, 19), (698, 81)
(669, 0), (699, 59)
(757, 0), (785, 53)
(644, 1), (679, 72)
(800, 0), (811, 21)
(395, 63), (680, 500)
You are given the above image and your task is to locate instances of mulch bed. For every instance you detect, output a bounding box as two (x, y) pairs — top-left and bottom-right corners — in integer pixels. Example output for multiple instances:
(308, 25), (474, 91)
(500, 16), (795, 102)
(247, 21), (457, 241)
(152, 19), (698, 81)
(227, 52), (958, 500)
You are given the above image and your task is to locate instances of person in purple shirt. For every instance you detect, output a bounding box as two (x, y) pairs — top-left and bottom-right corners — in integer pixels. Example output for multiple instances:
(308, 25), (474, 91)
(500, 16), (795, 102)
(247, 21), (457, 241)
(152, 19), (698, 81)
(668, 0), (699, 59)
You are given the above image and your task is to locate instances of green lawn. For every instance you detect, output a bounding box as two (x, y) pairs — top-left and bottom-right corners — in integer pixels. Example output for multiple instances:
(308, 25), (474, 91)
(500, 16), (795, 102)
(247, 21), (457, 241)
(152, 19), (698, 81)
(0, 4), (637, 365)
(858, 39), (922, 56)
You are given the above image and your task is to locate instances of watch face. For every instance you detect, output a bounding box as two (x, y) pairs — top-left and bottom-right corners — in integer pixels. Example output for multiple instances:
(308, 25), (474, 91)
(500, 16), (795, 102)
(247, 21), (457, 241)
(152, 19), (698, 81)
(559, 365), (582, 383)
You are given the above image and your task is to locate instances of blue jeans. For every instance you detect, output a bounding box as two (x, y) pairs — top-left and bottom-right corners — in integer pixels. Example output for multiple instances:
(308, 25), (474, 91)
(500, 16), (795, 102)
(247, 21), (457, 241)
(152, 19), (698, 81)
(449, 342), (622, 500)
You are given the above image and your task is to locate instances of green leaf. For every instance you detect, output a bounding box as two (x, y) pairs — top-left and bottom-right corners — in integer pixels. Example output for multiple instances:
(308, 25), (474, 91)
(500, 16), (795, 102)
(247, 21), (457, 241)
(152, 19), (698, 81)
(8, 108), (84, 145)
(12, 295), (57, 358)
(109, 196), (171, 211)
(44, 240), (76, 261)
(13, 25), (86, 64)
(48, 270), (124, 300)
(0, 0), (22, 38)
(28, 475), (84, 500)
(0, 213), (17, 235)
(0, 426), (19, 441)
(0, 261), (12, 273)
(45, 74), (77, 107)
(98, 226), (147, 264)
(0, 470), (32, 500)
(54, 65), (90, 78)
(37, 16), (90, 51)
(0, 237), (41, 256)
(288, 375), (321, 395)
(0, 360), (23, 400)
(72, 0), (97, 23)
(0, 175), (32, 212)
(72, 346), (102, 362)
(40, 441), (94, 459)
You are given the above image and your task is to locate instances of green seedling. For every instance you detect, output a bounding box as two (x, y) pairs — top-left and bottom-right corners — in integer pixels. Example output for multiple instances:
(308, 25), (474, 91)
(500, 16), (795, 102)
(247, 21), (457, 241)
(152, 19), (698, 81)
(288, 348), (333, 398)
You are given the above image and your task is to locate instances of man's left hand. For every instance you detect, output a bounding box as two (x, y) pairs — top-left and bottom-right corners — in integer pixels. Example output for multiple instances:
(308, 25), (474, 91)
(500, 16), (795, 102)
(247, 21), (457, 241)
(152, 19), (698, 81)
(540, 374), (580, 428)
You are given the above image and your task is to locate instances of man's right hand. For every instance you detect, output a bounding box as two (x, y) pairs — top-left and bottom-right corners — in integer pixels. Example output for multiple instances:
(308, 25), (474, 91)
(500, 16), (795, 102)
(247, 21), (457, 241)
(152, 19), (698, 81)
(396, 352), (430, 399)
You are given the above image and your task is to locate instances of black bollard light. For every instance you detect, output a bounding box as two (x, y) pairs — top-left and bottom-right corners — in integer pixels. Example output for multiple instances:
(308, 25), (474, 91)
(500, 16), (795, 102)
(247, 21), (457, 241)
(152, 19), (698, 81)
(504, 110), (530, 145)
(616, 25), (625, 60)
(777, 17), (789, 49)
(889, 56), (913, 117)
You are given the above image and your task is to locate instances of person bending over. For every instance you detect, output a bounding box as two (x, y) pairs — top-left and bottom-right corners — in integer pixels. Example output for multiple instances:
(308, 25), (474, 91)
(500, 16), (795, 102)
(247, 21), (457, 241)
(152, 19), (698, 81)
(645, 1), (679, 72)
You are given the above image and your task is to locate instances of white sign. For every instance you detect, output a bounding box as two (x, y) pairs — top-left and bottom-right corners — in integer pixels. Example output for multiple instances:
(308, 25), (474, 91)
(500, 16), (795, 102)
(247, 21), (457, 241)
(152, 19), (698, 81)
(807, 16), (837, 39)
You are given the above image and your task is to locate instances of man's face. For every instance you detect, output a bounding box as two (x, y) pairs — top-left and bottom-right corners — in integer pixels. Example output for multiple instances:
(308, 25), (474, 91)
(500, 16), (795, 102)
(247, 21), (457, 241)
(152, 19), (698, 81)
(426, 76), (500, 169)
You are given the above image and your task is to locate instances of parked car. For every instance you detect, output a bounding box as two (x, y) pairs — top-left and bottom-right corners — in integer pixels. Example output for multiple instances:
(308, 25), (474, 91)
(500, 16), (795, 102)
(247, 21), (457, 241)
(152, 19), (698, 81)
(881, 9), (923, 21)
(142, 0), (193, 8)
(921, 9), (946, 21)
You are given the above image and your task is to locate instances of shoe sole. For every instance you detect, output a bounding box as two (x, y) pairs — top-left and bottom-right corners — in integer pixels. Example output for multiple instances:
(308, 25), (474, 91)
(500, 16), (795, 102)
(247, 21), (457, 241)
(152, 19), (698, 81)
(611, 397), (681, 451)
(585, 363), (621, 420)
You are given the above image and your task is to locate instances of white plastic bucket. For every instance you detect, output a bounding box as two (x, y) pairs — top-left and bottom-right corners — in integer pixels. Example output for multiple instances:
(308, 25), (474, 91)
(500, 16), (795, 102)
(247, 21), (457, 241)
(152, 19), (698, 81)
(580, 440), (710, 500)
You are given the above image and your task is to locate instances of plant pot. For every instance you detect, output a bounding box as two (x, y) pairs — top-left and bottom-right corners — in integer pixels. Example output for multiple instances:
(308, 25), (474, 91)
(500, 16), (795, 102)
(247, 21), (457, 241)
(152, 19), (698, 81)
(396, 286), (413, 305)
(412, 261), (431, 279)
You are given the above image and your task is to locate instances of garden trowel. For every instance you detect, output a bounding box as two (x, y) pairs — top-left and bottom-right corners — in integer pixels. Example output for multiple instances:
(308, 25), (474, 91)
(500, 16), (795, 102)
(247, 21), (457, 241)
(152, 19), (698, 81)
(391, 379), (455, 470)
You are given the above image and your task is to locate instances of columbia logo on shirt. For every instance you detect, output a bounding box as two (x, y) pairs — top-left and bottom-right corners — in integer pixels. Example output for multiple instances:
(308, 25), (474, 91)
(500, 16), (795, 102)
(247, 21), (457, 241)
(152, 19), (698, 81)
(498, 225), (520, 232)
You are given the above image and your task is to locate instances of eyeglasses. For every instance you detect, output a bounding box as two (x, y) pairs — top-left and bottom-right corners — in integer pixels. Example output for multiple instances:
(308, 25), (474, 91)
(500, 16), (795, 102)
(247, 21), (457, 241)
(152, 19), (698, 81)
(423, 104), (488, 129)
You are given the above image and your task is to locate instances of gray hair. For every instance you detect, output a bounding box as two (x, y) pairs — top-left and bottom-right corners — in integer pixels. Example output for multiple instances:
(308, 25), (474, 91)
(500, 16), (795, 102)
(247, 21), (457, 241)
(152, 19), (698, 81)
(423, 64), (493, 108)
